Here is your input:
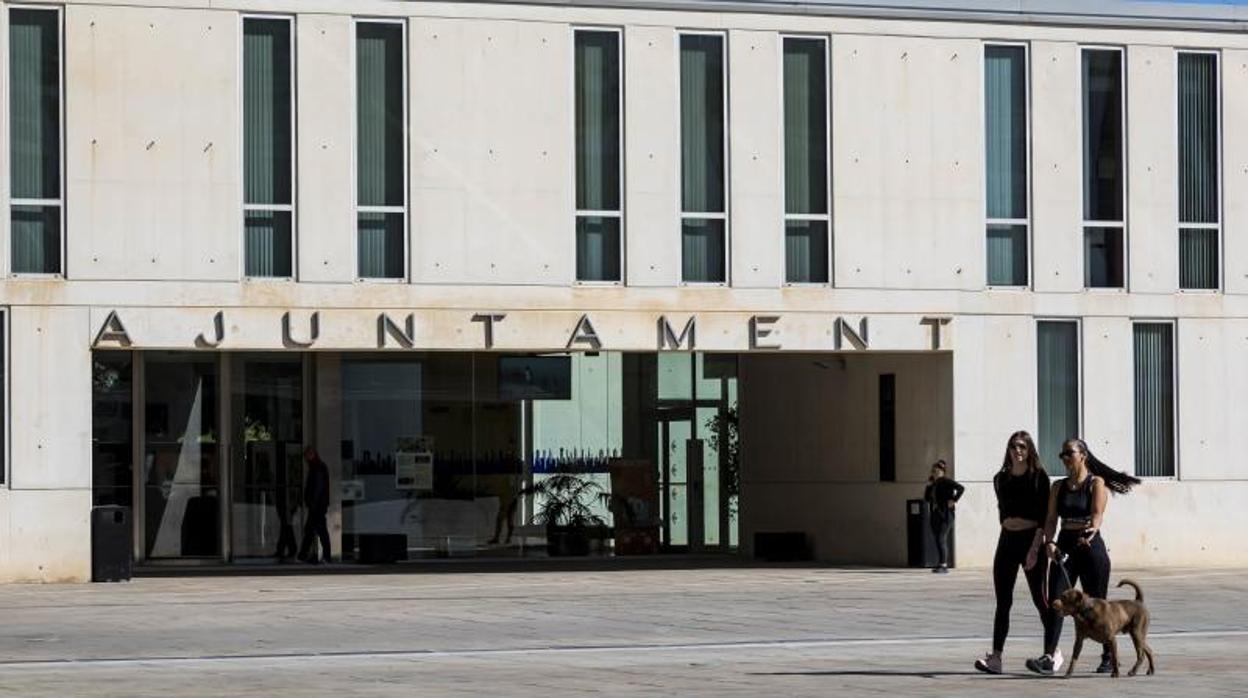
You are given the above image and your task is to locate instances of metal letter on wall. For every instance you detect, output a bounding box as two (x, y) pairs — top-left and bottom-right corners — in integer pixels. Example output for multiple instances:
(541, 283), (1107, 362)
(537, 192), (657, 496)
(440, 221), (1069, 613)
(471, 313), (507, 349)
(566, 314), (603, 350)
(749, 315), (781, 350)
(92, 310), (133, 348)
(282, 311), (320, 348)
(657, 315), (696, 351)
(378, 313), (415, 349)
(920, 316), (953, 350)
(194, 311), (226, 348)
(835, 317), (869, 351)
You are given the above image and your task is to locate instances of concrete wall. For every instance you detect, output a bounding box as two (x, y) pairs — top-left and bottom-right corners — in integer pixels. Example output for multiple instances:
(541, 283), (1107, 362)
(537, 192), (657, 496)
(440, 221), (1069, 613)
(738, 353), (954, 565)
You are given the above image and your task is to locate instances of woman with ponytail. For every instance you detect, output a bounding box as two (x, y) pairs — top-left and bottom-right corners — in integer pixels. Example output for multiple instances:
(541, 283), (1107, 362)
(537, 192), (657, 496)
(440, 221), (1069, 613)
(1025, 437), (1141, 676)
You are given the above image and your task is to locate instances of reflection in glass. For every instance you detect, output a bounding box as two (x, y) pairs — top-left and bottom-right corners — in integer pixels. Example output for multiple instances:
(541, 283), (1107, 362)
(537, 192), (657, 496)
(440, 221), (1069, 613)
(143, 354), (220, 558)
(1084, 226), (1124, 288)
(231, 356), (303, 559)
(93, 353), (133, 507)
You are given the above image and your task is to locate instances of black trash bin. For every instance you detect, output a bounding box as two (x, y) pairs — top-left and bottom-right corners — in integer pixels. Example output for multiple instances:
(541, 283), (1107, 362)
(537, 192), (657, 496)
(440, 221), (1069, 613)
(906, 499), (941, 568)
(92, 505), (132, 582)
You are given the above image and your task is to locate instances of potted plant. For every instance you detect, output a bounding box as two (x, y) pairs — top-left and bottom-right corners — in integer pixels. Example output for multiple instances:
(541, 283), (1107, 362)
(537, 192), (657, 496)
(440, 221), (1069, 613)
(522, 473), (611, 556)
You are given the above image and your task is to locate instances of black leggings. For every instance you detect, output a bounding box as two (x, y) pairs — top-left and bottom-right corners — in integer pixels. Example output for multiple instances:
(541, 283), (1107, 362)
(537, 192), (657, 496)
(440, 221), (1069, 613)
(991, 528), (1050, 653)
(930, 511), (953, 566)
(1044, 529), (1111, 654)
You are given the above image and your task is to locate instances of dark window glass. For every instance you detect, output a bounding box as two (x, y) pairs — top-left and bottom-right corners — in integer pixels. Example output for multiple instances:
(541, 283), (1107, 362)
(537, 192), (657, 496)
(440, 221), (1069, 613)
(1082, 49), (1124, 222)
(93, 353), (134, 507)
(244, 18), (294, 279)
(9, 9), (61, 275)
(1036, 321), (1079, 470)
(1133, 323), (1175, 478)
(879, 374), (896, 482)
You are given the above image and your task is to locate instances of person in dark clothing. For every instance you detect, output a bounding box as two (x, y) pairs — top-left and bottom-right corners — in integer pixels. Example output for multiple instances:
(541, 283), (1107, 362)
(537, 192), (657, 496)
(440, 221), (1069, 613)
(924, 460), (964, 573)
(298, 446), (332, 564)
(1026, 437), (1141, 677)
(974, 430), (1053, 675)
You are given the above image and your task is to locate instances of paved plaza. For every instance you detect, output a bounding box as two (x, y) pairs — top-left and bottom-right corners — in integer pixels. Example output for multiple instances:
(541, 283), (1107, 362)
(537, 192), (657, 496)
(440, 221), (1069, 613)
(0, 564), (1245, 696)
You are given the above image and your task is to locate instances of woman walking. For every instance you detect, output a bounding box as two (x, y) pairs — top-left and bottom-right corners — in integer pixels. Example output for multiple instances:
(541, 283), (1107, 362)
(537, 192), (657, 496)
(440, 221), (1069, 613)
(924, 460), (964, 573)
(1026, 437), (1141, 676)
(973, 431), (1053, 675)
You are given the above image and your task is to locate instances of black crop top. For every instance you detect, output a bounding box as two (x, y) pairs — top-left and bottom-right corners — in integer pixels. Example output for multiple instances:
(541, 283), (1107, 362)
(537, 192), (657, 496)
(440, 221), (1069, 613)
(993, 468), (1051, 524)
(1056, 476), (1095, 523)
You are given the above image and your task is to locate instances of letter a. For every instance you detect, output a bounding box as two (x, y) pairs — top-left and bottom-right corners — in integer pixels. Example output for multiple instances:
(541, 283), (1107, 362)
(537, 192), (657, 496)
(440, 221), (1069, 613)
(93, 311), (132, 348)
(566, 314), (602, 350)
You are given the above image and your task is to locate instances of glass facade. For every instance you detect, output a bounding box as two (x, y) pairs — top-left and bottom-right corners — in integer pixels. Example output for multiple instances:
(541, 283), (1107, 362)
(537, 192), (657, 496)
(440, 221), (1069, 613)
(143, 353), (221, 559)
(93, 350), (741, 563)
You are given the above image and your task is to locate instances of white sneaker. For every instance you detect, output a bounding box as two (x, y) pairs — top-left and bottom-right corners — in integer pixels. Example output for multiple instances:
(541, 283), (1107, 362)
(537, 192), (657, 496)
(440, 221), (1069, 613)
(974, 652), (1002, 674)
(1051, 648), (1064, 673)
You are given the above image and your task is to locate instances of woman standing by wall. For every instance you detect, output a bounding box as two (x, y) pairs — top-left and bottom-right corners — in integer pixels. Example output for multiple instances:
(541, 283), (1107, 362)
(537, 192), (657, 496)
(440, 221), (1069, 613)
(1026, 437), (1141, 676)
(973, 431), (1052, 675)
(924, 460), (964, 574)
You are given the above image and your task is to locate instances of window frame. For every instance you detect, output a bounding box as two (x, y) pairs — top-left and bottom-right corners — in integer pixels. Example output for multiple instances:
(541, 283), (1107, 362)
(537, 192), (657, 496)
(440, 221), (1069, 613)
(351, 16), (409, 283)
(0, 308), (7, 486)
(1175, 48), (1222, 293)
(1131, 318), (1179, 480)
(6, 4), (65, 279)
(982, 40), (1032, 290)
(1035, 317), (1084, 460)
(780, 33), (832, 287)
(1079, 45), (1128, 291)
(676, 29), (730, 287)
(240, 13), (298, 282)
(572, 25), (625, 286)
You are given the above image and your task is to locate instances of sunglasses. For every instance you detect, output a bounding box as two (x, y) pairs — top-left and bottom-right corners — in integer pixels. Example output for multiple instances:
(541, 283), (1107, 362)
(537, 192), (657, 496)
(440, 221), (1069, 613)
(1010, 443), (1028, 451)
(1059, 450), (1080, 459)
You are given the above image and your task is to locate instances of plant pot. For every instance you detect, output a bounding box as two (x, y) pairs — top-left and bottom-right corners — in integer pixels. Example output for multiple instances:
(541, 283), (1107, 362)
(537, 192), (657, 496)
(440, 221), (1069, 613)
(546, 526), (592, 557)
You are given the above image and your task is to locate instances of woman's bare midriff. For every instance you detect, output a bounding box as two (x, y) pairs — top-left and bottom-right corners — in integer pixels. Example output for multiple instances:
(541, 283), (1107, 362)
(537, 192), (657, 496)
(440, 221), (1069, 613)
(1001, 517), (1039, 532)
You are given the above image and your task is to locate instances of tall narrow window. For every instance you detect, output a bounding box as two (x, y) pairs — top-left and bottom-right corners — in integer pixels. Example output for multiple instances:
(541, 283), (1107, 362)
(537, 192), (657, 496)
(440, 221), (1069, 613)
(243, 17), (294, 279)
(1082, 48), (1125, 289)
(878, 373), (895, 482)
(783, 37), (828, 284)
(680, 33), (726, 284)
(985, 44), (1028, 287)
(355, 21), (406, 280)
(1133, 322), (1175, 477)
(8, 8), (62, 276)
(1037, 320), (1080, 469)
(574, 30), (622, 283)
(1178, 52), (1219, 290)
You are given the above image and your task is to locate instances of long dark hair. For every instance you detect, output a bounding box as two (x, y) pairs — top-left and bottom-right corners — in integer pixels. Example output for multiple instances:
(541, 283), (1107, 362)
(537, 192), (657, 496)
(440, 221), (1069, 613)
(1063, 438), (1141, 495)
(999, 430), (1045, 476)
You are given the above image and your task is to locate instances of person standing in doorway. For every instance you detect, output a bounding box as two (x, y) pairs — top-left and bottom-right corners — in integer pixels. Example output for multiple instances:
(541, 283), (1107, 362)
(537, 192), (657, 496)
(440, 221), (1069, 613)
(924, 460), (964, 574)
(1026, 437), (1140, 676)
(974, 431), (1053, 675)
(298, 446), (332, 564)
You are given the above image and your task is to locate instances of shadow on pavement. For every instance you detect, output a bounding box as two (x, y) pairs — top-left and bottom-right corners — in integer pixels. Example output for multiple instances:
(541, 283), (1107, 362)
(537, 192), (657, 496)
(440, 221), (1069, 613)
(751, 670), (1103, 680)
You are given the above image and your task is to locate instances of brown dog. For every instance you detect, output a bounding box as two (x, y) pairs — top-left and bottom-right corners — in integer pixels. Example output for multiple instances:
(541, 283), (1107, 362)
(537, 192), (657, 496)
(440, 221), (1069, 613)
(1051, 579), (1155, 678)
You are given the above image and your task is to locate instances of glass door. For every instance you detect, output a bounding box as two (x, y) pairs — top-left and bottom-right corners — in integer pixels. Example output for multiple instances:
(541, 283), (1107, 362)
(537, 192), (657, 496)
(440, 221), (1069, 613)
(657, 408), (701, 551)
(231, 355), (305, 560)
(143, 353), (221, 559)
